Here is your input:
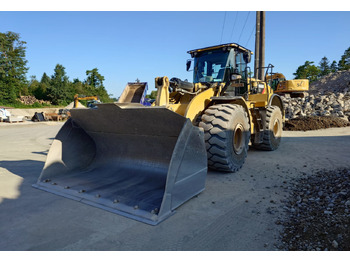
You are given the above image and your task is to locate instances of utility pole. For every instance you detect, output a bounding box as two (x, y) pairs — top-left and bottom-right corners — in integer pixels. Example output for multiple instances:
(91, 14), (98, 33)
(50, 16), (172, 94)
(260, 11), (265, 80)
(254, 11), (260, 80)
(254, 11), (265, 80)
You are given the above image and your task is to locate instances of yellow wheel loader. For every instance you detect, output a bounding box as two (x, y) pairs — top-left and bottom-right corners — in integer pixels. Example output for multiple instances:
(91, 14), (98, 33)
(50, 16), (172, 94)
(33, 43), (284, 225)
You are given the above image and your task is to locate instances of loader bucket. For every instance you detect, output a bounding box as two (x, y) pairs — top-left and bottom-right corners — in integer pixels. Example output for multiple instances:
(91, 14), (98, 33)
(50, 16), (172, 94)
(33, 103), (207, 225)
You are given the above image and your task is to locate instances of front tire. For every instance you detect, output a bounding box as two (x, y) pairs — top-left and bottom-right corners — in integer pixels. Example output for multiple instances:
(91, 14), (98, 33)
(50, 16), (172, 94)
(199, 104), (250, 172)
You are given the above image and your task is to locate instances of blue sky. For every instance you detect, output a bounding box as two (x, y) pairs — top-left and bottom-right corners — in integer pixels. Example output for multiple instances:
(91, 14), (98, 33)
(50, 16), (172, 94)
(1, 10), (350, 98)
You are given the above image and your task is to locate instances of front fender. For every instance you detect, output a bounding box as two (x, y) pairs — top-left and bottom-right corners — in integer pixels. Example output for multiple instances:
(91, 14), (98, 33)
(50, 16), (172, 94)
(269, 94), (285, 120)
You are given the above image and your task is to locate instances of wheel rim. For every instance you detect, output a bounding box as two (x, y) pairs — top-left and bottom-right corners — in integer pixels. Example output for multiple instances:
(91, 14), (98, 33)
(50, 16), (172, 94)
(233, 123), (245, 155)
(273, 119), (280, 137)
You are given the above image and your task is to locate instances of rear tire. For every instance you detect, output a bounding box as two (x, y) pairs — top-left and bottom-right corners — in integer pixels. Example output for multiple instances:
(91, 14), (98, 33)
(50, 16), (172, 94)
(255, 106), (283, 151)
(199, 104), (250, 172)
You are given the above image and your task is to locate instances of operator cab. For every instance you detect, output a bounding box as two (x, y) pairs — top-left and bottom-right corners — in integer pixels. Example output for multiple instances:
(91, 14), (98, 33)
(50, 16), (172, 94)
(266, 73), (286, 91)
(187, 43), (252, 84)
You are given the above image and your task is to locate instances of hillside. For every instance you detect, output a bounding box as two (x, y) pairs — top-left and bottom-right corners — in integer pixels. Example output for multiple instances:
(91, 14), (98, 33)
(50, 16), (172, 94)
(309, 70), (350, 94)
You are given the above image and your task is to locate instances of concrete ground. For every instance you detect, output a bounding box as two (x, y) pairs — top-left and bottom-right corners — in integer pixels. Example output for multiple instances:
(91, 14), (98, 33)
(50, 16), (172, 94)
(0, 121), (350, 251)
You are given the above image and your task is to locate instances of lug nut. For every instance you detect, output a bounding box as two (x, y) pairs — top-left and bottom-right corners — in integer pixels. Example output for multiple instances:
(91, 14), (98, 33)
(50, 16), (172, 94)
(78, 189), (85, 193)
(113, 199), (119, 204)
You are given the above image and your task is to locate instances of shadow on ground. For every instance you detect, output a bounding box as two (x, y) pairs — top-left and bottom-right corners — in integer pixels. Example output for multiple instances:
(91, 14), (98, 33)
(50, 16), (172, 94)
(0, 159), (104, 251)
(0, 160), (44, 184)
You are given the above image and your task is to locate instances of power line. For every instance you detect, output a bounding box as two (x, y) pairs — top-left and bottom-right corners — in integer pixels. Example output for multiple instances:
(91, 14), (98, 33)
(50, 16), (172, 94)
(237, 11), (251, 44)
(220, 11), (227, 44)
(229, 11), (239, 42)
(245, 24), (255, 47)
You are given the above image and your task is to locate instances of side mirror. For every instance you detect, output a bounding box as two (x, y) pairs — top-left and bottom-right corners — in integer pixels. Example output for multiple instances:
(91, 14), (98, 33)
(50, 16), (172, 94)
(244, 52), (251, 63)
(186, 60), (192, 71)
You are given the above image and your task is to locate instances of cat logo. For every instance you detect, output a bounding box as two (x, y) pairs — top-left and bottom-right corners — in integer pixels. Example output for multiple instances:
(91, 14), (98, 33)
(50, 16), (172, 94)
(297, 81), (304, 87)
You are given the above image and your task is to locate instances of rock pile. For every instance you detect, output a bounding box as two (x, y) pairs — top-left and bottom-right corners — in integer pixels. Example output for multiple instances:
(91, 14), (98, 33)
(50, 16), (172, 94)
(17, 96), (51, 105)
(277, 168), (350, 251)
(282, 70), (350, 122)
(309, 69), (350, 94)
(282, 92), (350, 121)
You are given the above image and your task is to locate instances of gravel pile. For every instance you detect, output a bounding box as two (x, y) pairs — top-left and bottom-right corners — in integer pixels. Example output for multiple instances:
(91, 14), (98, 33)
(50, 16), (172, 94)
(310, 70), (350, 94)
(277, 168), (350, 251)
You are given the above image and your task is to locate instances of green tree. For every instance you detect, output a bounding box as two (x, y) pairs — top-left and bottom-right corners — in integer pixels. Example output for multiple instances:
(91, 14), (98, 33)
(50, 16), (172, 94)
(338, 47), (350, 71)
(71, 78), (84, 95)
(0, 31), (28, 103)
(85, 68), (112, 102)
(293, 61), (321, 82)
(330, 60), (338, 72)
(27, 75), (40, 96)
(146, 90), (157, 99)
(32, 72), (51, 100)
(318, 56), (331, 77)
(86, 68), (104, 88)
(47, 64), (70, 105)
(40, 72), (50, 86)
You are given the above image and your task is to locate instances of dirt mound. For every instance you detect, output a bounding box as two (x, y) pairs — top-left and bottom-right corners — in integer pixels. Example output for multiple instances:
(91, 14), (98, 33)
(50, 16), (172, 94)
(310, 70), (350, 94)
(284, 116), (350, 131)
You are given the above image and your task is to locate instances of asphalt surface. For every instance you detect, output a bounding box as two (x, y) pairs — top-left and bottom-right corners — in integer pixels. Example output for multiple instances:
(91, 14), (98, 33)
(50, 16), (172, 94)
(1, 121), (350, 251)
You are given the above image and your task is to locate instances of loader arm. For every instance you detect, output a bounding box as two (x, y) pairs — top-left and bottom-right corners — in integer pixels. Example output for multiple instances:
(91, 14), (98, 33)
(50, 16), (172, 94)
(155, 77), (170, 107)
(154, 76), (222, 124)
